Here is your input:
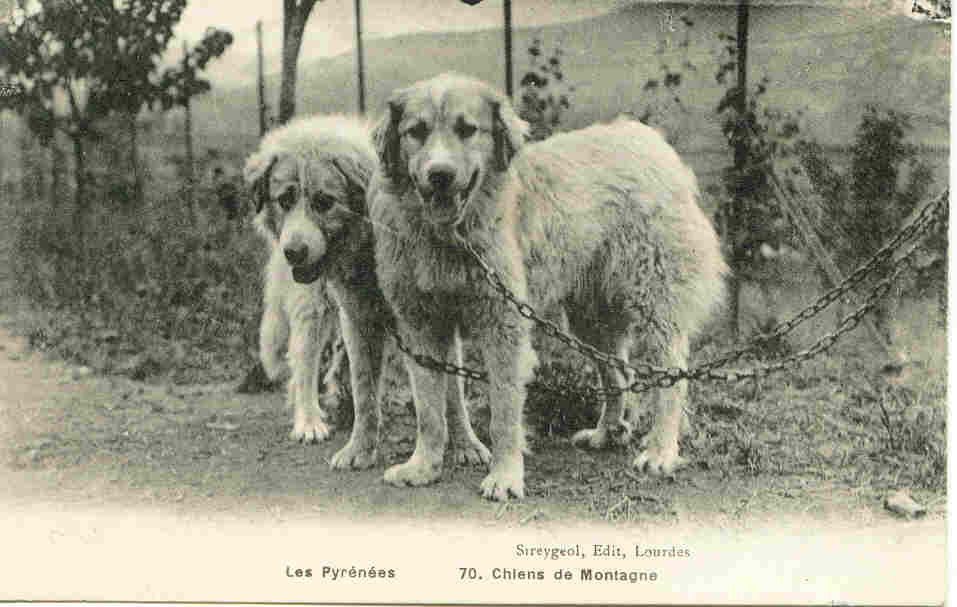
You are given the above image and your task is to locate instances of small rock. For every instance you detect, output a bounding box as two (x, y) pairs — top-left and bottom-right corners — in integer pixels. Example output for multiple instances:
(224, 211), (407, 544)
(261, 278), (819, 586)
(72, 366), (93, 380)
(884, 489), (927, 518)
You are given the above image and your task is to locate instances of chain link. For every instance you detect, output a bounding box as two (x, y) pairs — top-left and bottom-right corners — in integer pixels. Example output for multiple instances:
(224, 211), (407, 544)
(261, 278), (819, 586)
(688, 187), (948, 374)
(393, 188), (947, 399)
(389, 325), (489, 382)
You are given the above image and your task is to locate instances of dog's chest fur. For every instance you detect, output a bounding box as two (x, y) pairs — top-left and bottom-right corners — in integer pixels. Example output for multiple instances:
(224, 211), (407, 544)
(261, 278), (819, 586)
(372, 191), (520, 330)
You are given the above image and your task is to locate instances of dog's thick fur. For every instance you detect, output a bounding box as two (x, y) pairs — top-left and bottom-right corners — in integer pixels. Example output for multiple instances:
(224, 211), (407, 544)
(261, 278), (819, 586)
(245, 114), (490, 468)
(370, 73), (727, 500)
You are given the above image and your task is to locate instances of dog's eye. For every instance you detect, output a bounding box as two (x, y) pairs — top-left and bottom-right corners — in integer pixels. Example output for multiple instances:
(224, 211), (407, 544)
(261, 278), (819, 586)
(455, 119), (477, 139)
(311, 192), (336, 213)
(407, 122), (429, 142)
(277, 187), (297, 211)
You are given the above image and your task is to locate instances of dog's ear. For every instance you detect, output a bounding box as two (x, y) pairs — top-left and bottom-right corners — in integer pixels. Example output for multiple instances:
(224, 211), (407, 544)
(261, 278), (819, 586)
(244, 151), (278, 214)
(253, 199), (280, 241)
(490, 95), (529, 171)
(332, 153), (372, 213)
(372, 93), (406, 181)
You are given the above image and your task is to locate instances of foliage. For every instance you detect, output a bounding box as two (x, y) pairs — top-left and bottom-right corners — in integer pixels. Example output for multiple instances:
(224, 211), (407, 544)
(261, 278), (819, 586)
(637, 9), (697, 146)
(0, 0), (232, 214)
(0, 0), (228, 135)
(525, 361), (598, 438)
(156, 28), (235, 111)
(714, 32), (807, 273)
(517, 37), (573, 141)
(797, 106), (943, 308)
(10, 151), (264, 384)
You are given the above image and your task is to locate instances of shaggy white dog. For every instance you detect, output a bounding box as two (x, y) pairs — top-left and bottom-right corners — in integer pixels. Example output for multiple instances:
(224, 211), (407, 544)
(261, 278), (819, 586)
(370, 73), (727, 500)
(245, 114), (490, 467)
(254, 209), (343, 443)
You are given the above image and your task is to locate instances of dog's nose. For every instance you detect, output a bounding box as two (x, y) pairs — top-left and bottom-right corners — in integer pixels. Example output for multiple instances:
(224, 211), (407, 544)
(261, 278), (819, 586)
(284, 243), (308, 266)
(427, 165), (456, 191)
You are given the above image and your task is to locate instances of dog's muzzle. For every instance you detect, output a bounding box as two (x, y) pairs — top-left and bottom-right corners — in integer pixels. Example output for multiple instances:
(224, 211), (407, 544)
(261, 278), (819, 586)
(416, 169), (479, 226)
(284, 243), (324, 284)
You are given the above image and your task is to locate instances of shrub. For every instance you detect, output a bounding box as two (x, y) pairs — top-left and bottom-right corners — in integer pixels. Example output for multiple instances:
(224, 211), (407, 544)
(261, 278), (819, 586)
(9, 140), (264, 383)
(517, 37), (573, 142)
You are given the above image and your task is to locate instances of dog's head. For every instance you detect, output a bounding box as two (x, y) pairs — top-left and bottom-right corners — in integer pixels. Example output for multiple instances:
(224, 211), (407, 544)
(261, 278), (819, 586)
(245, 116), (375, 284)
(373, 73), (528, 233)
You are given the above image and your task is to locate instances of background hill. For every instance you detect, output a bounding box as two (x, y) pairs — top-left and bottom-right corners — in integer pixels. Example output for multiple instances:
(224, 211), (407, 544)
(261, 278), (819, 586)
(192, 2), (950, 153)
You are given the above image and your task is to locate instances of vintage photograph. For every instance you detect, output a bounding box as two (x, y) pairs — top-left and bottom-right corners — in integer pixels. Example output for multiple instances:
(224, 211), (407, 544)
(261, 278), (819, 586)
(0, 0), (949, 603)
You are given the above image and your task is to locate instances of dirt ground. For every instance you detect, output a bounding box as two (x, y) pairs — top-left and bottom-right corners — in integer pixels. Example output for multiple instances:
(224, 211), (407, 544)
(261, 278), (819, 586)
(0, 297), (946, 528)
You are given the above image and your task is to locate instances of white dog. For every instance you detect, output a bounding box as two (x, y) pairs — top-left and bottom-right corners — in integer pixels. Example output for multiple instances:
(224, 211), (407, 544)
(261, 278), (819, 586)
(370, 74), (727, 500)
(254, 210), (343, 443)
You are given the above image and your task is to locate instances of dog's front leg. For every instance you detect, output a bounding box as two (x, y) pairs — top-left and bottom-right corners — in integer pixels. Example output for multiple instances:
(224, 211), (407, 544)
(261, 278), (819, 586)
(329, 306), (385, 470)
(446, 327), (491, 466)
(287, 299), (330, 443)
(383, 323), (451, 487)
(477, 317), (537, 501)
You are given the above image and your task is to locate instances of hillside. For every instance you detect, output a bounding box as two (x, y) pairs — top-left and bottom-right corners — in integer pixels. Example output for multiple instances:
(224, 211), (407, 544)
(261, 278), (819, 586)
(192, 2), (950, 151)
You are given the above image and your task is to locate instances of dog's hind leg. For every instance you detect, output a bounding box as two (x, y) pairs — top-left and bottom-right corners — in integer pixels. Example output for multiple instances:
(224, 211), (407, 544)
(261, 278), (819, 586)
(571, 331), (635, 450)
(446, 327), (491, 466)
(633, 331), (690, 476)
(383, 323), (452, 487)
(287, 294), (330, 443)
(330, 304), (384, 470)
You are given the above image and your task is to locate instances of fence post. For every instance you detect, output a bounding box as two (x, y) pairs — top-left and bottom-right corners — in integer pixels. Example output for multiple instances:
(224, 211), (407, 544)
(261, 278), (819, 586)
(257, 20), (267, 135)
(729, 0), (749, 338)
(503, 0), (513, 99)
(355, 0), (365, 115)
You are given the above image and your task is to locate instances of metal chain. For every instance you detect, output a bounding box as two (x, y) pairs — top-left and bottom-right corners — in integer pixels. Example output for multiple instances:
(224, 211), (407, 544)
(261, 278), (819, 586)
(461, 188), (947, 394)
(392, 188), (947, 398)
(690, 187), (948, 373)
(388, 325), (489, 382)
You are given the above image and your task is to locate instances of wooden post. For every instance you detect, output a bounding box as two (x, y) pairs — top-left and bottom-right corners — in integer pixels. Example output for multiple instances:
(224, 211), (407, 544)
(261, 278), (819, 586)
(729, 0), (749, 337)
(183, 40), (195, 218)
(503, 0), (513, 99)
(354, 0), (365, 115)
(257, 20), (267, 135)
(766, 171), (892, 355)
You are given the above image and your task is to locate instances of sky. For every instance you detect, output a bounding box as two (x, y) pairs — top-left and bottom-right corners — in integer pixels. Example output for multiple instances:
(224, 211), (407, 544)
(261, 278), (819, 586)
(172, 0), (925, 87)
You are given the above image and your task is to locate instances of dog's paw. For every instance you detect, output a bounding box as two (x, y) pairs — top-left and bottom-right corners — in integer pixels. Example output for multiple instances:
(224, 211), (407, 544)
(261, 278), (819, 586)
(330, 441), (378, 470)
(480, 459), (525, 501)
(632, 442), (687, 477)
(571, 420), (632, 450)
(290, 419), (331, 444)
(383, 455), (442, 487)
(449, 437), (492, 467)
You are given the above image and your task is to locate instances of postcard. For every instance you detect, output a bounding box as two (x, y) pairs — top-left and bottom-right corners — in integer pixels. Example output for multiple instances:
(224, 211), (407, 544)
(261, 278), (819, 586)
(0, 0), (949, 604)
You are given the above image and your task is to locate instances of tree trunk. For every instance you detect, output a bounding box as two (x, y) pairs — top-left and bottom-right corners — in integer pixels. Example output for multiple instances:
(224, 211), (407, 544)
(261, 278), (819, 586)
(279, 0), (319, 125)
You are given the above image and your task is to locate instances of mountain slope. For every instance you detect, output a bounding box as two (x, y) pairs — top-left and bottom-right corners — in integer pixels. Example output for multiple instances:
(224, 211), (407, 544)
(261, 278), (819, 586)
(192, 2), (950, 150)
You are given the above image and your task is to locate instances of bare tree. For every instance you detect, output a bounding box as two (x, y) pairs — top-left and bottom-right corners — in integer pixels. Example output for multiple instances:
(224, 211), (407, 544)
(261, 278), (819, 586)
(279, 0), (321, 124)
